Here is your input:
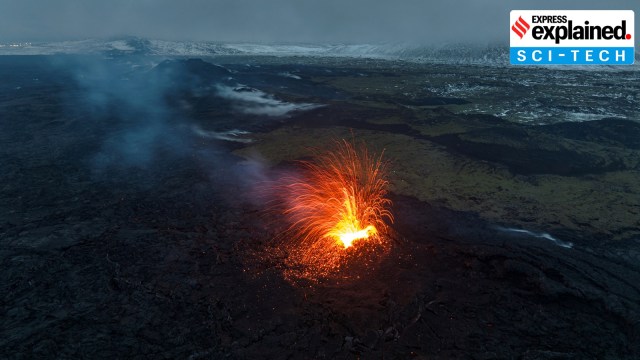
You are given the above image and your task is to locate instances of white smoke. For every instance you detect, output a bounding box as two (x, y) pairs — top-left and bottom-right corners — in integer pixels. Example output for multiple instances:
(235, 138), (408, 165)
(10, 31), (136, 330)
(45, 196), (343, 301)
(215, 84), (320, 117)
(191, 125), (253, 143)
(495, 226), (574, 248)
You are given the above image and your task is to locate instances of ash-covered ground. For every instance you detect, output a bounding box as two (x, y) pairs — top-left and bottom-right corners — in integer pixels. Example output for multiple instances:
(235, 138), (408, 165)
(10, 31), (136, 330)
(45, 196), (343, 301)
(1, 54), (640, 359)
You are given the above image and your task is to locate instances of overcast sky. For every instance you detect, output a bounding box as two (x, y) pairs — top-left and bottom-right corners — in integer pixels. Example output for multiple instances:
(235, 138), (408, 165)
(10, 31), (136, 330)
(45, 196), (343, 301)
(0, 0), (637, 44)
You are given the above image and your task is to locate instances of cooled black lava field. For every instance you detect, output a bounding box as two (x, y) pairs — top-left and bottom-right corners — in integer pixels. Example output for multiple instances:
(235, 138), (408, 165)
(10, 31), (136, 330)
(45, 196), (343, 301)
(1, 54), (640, 359)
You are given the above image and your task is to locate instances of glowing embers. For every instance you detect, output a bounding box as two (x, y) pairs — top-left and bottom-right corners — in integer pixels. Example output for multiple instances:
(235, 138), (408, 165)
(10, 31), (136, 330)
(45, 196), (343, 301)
(277, 139), (394, 281)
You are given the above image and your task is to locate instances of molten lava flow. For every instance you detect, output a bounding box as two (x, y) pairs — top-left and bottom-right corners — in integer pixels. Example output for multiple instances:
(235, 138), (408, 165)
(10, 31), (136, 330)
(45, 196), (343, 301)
(278, 139), (394, 280)
(336, 225), (375, 248)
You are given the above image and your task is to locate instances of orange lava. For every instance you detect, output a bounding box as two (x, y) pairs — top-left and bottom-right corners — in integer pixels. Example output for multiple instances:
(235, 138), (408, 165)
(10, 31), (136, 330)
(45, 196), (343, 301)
(278, 139), (393, 281)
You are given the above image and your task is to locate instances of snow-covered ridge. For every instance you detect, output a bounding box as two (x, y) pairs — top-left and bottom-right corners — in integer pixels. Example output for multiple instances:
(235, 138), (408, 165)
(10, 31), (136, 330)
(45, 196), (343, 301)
(0, 38), (242, 57)
(1, 37), (638, 68)
(0, 37), (509, 66)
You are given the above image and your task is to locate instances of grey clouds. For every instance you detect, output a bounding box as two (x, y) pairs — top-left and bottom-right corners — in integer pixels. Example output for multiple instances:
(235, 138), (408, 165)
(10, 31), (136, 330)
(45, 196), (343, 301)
(0, 0), (638, 44)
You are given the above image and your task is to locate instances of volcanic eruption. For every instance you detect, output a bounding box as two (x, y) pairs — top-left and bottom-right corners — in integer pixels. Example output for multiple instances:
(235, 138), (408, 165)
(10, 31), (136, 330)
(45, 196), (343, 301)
(275, 139), (394, 281)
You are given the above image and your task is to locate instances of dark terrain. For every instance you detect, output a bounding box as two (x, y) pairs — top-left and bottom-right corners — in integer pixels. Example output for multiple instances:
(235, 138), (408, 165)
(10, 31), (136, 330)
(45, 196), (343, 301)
(1, 55), (640, 359)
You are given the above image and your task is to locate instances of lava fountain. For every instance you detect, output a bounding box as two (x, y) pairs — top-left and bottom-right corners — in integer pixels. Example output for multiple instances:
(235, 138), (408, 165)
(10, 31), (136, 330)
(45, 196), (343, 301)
(276, 139), (394, 281)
